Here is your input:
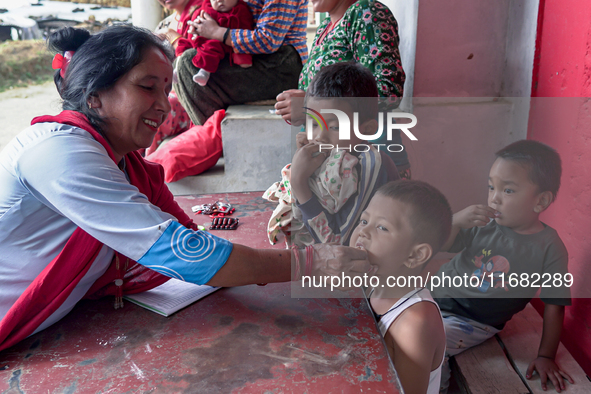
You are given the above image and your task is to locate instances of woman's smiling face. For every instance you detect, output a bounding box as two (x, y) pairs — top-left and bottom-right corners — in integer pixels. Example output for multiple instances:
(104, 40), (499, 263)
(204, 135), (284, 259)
(95, 46), (173, 161)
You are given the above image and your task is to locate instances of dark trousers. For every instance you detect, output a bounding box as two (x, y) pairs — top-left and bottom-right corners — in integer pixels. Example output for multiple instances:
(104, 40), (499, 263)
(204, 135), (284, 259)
(174, 45), (303, 125)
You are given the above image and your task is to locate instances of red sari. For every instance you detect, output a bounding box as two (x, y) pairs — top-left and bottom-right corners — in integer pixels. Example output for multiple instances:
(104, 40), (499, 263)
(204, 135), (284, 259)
(0, 111), (197, 351)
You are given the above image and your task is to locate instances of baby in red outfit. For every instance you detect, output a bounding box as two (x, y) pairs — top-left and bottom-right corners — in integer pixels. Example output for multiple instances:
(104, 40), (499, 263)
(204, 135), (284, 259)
(191, 0), (253, 86)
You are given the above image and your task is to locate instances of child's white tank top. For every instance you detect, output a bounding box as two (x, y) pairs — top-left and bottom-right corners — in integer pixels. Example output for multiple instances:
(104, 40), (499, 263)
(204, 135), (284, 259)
(371, 287), (444, 394)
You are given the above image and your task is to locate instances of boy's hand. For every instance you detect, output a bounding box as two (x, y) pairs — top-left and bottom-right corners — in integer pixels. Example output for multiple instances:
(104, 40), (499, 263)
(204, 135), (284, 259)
(275, 89), (306, 125)
(290, 143), (327, 203)
(296, 132), (309, 149)
(526, 357), (574, 392)
(453, 204), (499, 229)
(291, 143), (326, 181)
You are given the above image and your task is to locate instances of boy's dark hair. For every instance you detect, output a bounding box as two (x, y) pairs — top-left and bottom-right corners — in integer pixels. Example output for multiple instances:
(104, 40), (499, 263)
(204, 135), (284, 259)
(495, 140), (562, 202)
(305, 62), (379, 122)
(47, 25), (174, 135)
(377, 180), (452, 254)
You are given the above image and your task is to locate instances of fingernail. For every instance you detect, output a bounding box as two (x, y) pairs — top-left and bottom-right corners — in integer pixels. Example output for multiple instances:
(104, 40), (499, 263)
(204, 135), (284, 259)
(494, 212), (501, 217)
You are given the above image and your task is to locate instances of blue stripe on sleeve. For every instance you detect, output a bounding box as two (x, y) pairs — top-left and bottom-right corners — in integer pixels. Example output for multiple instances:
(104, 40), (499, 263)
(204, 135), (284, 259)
(138, 221), (233, 285)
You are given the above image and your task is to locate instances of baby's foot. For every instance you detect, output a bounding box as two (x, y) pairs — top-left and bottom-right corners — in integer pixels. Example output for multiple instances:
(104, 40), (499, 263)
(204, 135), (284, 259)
(192, 69), (210, 86)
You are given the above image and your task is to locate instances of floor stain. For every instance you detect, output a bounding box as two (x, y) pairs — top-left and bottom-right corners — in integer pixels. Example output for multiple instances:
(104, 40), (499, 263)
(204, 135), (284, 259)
(274, 315), (304, 333)
(166, 323), (284, 393)
(158, 321), (365, 393)
(28, 339), (40, 350)
(78, 358), (97, 366)
(217, 316), (233, 327)
(62, 380), (77, 394)
(2, 369), (24, 394)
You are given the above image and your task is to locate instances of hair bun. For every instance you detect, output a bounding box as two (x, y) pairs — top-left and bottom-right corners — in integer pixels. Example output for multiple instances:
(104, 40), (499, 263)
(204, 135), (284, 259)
(47, 27), (91, 53)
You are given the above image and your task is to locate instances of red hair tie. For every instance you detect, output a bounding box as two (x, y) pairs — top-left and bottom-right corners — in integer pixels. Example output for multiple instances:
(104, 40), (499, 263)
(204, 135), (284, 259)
(51, 50), (74, 78)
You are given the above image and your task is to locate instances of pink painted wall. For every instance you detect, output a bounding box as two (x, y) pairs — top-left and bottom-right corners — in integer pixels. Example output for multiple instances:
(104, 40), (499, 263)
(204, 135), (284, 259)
(413, 0), (510, 97)
(529, 0), (591, 375)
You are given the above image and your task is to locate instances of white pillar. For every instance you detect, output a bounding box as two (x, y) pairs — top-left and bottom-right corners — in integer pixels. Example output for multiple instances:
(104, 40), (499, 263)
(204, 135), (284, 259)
(131, 0), (162, 31)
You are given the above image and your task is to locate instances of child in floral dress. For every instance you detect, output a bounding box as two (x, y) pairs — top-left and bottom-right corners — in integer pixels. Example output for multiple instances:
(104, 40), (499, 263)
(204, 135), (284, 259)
(264, 62), (400, 246)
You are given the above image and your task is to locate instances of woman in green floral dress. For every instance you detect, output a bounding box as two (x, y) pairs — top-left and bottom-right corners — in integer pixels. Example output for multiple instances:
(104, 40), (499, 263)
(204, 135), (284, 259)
(275, 0), (410, 178)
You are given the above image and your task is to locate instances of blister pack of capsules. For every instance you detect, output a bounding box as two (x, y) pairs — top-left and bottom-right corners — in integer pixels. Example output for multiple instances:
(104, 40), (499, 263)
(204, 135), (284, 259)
(192, 201), (239, 230)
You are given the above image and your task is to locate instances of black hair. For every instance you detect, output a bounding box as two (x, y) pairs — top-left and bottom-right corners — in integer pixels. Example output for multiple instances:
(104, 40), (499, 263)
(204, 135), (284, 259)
(495, 140), (562, 202)
(47, 25), (174, 134)
(305, 62), (379, 122)
(376, 180), (452, 255)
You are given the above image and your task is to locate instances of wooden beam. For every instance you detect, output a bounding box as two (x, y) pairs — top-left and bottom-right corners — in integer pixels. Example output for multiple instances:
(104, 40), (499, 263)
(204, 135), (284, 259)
(454, 336), (530, 393)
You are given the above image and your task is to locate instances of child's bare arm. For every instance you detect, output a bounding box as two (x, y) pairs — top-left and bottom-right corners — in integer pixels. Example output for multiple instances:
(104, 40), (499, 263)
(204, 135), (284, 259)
(388, 302), (445, 394)
(525, 304), (574, 392)
(440, 205), (499, 252)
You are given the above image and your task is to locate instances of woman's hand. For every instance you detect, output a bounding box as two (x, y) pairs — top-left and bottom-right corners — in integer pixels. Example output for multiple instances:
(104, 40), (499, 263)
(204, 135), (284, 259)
(311, 243), (376, 277)
(164, 28), (180, 42)
(156, 28), (182, 49)
(206, 243), (375, 288)
(188, 12), (225, 42)
(275, 89), (306, 125)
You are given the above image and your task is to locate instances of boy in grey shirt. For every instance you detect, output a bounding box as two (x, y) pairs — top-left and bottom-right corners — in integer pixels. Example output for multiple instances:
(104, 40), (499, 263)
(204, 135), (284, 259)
(433, 140), (573, 393)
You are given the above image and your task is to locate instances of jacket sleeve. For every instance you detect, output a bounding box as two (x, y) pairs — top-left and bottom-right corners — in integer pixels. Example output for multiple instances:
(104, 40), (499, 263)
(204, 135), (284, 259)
(231, 0), (300, 54)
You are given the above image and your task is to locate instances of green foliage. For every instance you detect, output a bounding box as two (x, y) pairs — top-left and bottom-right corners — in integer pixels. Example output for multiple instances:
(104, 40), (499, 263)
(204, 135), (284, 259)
(0, 40), (54, 93)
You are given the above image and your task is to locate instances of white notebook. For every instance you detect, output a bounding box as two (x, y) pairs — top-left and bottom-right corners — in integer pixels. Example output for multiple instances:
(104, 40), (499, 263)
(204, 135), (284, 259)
(124, 279), (220, 317)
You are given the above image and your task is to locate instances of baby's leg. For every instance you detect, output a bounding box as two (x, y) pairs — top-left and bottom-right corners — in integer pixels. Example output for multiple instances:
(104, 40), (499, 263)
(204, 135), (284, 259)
(439, 312), (500, 393)
(191, 39), (226, 86)
(232, 53), (252, 68)
(193, 69), (210, 86)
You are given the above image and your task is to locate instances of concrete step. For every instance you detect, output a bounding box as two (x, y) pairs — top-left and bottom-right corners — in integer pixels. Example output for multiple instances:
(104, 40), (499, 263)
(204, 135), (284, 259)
(166, 105), (295, 195)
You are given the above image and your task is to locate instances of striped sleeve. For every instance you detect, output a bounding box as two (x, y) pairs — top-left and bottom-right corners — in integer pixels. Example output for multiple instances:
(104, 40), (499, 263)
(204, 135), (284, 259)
(232, 0), (308, 62)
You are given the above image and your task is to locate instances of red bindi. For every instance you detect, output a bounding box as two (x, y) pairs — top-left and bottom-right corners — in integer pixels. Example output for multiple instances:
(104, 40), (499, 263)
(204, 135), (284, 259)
(165, 77), (169, 82)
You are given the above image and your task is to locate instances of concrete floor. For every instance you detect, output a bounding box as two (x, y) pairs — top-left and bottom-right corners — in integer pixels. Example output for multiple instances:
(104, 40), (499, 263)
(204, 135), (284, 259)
(0, 81), (61, 152)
